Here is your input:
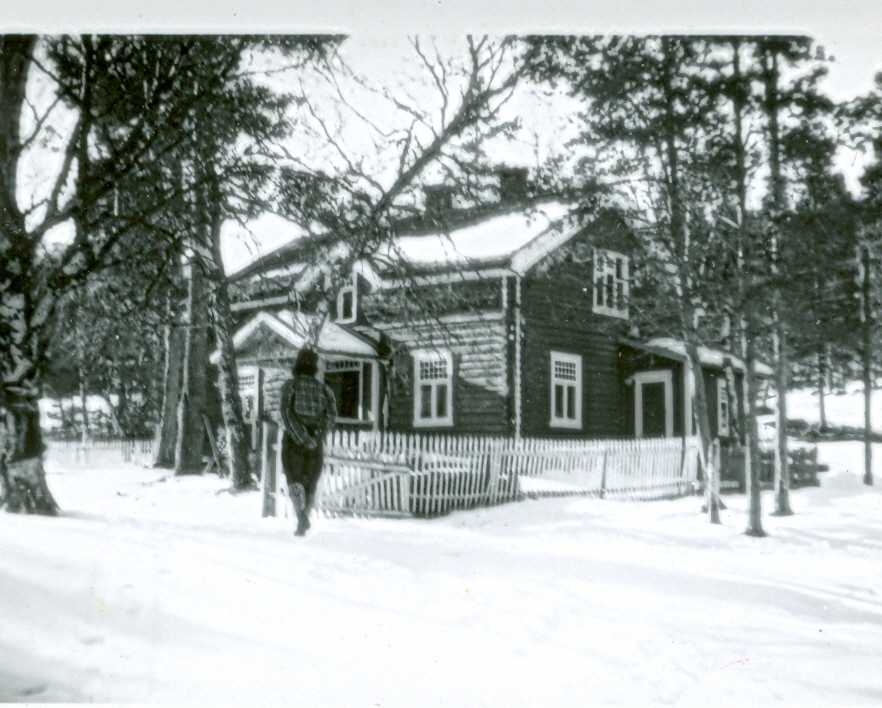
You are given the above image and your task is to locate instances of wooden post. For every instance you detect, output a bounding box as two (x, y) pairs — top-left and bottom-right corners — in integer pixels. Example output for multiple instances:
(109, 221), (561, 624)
(706, 438), (721, 524)
(251, 367), (264, 454)
(678, 436), (688, 495)
(599, 448), (608, 499)
(261, 421), (276, 517)
(713, 438), (722, 503)
(397, 468), (410, 514)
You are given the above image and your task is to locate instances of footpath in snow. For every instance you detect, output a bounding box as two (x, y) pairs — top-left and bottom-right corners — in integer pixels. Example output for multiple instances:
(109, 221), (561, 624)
(0, 442), (881, 706)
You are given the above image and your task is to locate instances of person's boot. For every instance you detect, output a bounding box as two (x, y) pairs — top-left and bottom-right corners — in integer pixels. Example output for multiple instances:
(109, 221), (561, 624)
(295, 513), (311, 536)
(289, 483), (307, 536)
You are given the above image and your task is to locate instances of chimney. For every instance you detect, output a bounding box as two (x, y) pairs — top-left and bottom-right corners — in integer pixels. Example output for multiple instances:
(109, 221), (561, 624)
(424, 185), (454, 218)
(497, 167), (528, 203)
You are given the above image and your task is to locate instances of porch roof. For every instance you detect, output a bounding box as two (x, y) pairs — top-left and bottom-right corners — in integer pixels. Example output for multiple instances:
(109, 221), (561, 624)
(622, 337), (774, 378)
(209, 310), (378, 365)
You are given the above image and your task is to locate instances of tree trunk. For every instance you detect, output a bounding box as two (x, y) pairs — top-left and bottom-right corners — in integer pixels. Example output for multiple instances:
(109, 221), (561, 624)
(174, 258), (209, 475)
(78, 371), (90, 440)
(0, 39), (59, 515)
(761, 43), (792, 517)
(154, 313), (185, 467)
(864, 364), (873, 486)
(772, 327), (793, 515)
(744, 335), (766, 536)
(659, 39), (721, 524)
(1, 394), (59, 514)
(818, 347), (827, 431)
(862, 243), (874, 486)
(686, 340), (720, 524)
(116, 378), (129, 437)
(205, 186), (253, 490)
(729, 38), (762, 528)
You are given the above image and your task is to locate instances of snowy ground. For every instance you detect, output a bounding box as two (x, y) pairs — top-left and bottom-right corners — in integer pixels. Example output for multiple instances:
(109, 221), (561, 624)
(768, 382), (882, 433)
(1, 443), (881, 706)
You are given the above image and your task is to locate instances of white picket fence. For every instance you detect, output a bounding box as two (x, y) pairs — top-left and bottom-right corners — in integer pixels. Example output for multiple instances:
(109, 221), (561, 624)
(261, 424), (701, 519)
(47, 437), (157, 466)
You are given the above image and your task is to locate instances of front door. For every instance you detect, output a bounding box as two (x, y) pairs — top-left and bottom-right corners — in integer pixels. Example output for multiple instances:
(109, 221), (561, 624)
(641, 381), (667, 437)
(634, 370), (674, 438)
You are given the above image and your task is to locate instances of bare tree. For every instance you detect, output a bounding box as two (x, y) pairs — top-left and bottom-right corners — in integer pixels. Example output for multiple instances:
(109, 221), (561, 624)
(264, 36), (535, 327)
(0, 35), (305, 511)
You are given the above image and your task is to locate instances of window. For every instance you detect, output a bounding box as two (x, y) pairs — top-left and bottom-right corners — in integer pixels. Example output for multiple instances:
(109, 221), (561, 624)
(323, 359), (373, 423)
(336, 282), (356, 323)
(550, 351), (582, 429)
(413, 350), (453, 427)
(593, 248), (629, 319)
(717, 377), (730, 436)
(238, 366), (258, 423)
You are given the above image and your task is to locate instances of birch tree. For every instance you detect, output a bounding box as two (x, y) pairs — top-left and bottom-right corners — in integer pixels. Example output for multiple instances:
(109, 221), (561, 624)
(527, 35), (734, 521)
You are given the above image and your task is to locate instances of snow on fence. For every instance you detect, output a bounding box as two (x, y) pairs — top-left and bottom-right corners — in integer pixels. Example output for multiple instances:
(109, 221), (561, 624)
(47, 437), (157, 466)
(261, 423), (701, 519)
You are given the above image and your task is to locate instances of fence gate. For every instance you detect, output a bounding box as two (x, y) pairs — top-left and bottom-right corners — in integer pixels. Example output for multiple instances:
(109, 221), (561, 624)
(319, 456), (412, 517)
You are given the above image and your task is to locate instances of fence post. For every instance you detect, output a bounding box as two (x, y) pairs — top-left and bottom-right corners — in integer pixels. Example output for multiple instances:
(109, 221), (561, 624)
(679, 437), (688, 495)
(599, 448), (608, 499)
(713, 438), (722, 503)
(261, 421), (276, 518)
(399, 470), (411, 515)
(705, 438), (721, 523)
(485, 443), (502, 504)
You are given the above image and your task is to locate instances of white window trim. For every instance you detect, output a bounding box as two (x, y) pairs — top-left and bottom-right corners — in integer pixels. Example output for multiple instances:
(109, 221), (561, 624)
(412, 349), (454, 428)
(717, 377), (731, 436)
(336, 277), (357, 324)
(237, 365), (259, 424)
(549, 351), (583, 430)
(322, 358), (366, 424)
(633, 369), (674, 438)
(592, 248), (630, 320)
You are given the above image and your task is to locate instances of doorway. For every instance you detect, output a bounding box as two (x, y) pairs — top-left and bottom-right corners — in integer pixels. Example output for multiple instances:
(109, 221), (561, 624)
(633, 370), (674, 438)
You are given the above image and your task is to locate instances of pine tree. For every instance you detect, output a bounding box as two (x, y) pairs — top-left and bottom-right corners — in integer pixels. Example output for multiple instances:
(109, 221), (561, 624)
(527, 35), (734, 521)
(843, 72), (882, 485)
(0, 36), (318, 511)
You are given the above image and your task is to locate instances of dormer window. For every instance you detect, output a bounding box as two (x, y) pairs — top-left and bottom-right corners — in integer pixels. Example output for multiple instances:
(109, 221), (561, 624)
(336, 279), (357, 324)
(593, 248), (629, 319)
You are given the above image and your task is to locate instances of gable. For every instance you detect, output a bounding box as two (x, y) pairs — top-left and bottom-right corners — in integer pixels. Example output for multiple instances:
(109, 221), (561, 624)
(528, 210), (637, 279)
(237, 322), (298, 363)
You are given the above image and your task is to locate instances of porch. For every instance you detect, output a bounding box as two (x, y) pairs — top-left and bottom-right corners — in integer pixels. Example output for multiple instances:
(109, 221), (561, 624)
(212, 309), (385, 433)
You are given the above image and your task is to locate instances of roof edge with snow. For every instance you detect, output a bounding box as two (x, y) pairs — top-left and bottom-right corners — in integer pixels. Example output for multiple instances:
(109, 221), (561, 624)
(623, 337), (774, 378)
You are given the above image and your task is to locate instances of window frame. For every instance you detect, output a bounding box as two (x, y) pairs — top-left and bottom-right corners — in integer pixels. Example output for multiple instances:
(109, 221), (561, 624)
(549, 351), (583, 430)
(592, 248), (630, 319)
(716, 376), (731, 437)
(412, 349), (454, 428)
(335, 276), (357, 324)
(237, 365), (259, 424)
(323, 358), (365, 424)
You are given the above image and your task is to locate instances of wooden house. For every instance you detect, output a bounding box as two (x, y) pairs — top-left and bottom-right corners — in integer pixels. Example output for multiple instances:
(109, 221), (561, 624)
(220, 178), (771, 447)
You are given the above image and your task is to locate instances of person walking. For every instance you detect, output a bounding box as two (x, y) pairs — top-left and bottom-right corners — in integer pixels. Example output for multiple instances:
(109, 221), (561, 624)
(278, 348), (336, 536)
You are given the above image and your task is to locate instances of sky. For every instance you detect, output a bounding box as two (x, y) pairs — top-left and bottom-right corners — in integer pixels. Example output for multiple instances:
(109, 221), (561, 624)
(5, 1), (882, 271)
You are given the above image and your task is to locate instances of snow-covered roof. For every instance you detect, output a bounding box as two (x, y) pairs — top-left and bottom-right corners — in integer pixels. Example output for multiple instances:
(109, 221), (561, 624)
(223, 213), (312, 277)
(640, 338), (775, 377)
(210, 311), (377, 364)
(377, 201), (575, 271)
